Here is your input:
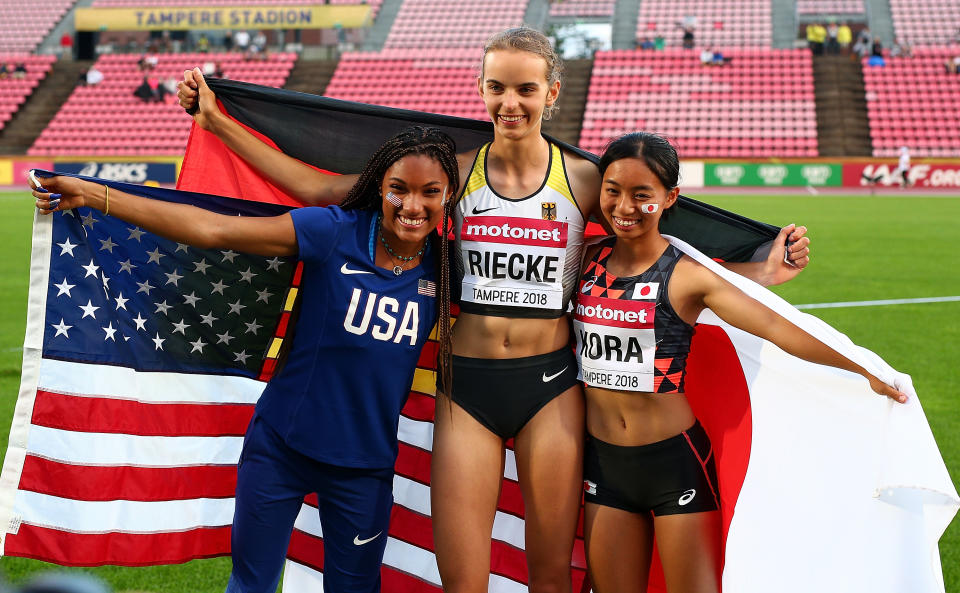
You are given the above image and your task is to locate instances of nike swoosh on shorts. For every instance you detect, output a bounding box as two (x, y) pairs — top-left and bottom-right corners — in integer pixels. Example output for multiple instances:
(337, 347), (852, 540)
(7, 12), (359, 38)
(542, 367), (568, 382)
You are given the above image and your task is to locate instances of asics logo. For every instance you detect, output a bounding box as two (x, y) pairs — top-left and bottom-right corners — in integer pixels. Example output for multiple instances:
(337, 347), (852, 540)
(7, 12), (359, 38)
(341, 263), (373, 275)
(353, 531), (382, 546)
(581, 276), (597, 293)
(471, 205), (499, 215)
(678, 489), (696, 506)
(542, 367), (568, 383)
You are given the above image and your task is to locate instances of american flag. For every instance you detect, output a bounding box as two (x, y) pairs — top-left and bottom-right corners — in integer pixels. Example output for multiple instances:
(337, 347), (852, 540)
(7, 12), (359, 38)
(0, 178), (302, 565)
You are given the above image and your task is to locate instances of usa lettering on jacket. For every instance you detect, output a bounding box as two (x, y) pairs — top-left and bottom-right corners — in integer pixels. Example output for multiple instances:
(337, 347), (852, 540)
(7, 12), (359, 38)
(342, 288), (419, 345)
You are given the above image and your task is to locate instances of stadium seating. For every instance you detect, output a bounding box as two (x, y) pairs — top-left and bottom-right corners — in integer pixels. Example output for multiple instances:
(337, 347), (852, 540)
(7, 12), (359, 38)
(635, 0), (771, 47)
(548, 0), (616, 18)
(324, 48), (486, 119)
(28, 52), (296, 155)
(383, 0), (527, 49)
(0, 54), (56, 131)
(862, 47), (960, 157)
(580, 48), (818, 157)
(796, 0), (865, 15)
(889, 0), (960, 45)
(0, 0), (75, 53)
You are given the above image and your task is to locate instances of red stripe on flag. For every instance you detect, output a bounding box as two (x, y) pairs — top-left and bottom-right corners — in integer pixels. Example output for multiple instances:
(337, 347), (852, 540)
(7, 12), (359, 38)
(402, 392), (435, 423)
(18, 455), (238, 501)
(416, 341), (439, 369)
(4, 524), (231, 566)
(31, 390), (254, 437)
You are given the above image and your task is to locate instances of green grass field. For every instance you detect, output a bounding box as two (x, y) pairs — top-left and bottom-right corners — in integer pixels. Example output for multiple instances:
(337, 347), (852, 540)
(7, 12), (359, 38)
(0, 190), (957, 592)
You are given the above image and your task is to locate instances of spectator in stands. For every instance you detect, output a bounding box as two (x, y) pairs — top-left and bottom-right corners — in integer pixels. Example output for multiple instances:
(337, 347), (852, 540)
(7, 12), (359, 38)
(837, 22), (852, 55)
(638, 37), (655, 50)
(871, 39), (884, 57)
(0, 64), (8, 80)
(945, 55), (960, 74)
(224, 30), (234, 52)
(700, 47), (714, 65)
(895, 146), (912, 187)
(853, 26), (873, 58)
(77, 68), (88, 86)
(13, 62), (26, 79)
(712, 48), (732, 66)
(826, 22), (840, 55)
(234, 30), (251, 54)
(654, 35), (665, 50)
(133, 76), (161, 102)
(891, 38), (912, 58)
(681, 26), (695, 49)
(86, 66), (104, 86)
(197, 33), (210, 54)
(59, 32), (73, 58)
(806, 22), (826, 56)
(247, 31), (269, 61)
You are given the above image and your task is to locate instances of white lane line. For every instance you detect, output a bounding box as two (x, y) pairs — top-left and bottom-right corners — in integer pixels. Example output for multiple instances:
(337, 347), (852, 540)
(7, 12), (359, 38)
(796, 296), (960, 310)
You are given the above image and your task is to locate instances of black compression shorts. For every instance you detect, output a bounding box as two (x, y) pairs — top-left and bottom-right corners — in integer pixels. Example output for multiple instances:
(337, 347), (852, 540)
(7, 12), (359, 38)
(442, 347), (579, 440)
(583, 421), (720, 516)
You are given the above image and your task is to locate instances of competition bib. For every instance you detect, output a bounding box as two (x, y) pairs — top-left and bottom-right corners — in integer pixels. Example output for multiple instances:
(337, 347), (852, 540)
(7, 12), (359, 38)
(459, 216), (568, 310)
(573, 293), (655, 391)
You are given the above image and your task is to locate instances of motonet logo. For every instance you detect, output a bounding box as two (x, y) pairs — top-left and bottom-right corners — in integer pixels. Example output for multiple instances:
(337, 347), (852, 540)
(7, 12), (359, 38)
(575, 302), (649, 325)
(461, 216), (567, 247)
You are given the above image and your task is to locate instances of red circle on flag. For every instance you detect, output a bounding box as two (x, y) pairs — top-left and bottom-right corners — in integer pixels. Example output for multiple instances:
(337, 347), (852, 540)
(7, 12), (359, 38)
(640, 285), (651, 296)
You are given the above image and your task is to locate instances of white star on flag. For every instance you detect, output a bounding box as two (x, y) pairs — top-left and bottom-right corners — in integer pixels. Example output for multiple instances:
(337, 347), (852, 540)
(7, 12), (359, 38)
(164, 269), (184, 286)
(51, 318), (72, 338)
(78, 300), (99, 320)
(54, 279), (75, 297)
(57, 238), (77, 257)
(99, 237), (117, 253)
(102, 322), (117, 342)
(82, 260), (100, 278)
(136, 279), (154, 295)
(146, 247), (165, 265)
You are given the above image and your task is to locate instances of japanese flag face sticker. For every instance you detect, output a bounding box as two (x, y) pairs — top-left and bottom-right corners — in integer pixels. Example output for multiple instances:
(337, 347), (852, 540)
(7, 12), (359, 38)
(641, 203), (659, 214)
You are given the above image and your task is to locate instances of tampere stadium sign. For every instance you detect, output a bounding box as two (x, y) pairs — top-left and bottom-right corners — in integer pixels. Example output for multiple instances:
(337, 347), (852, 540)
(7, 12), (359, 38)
(74, 5), (371, 31)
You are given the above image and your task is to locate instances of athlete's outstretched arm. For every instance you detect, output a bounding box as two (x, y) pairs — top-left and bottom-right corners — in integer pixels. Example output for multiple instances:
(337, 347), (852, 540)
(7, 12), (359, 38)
(178, 68), (356, 206)
(671, 258), (907, 403)
(32, 175), (297, 257)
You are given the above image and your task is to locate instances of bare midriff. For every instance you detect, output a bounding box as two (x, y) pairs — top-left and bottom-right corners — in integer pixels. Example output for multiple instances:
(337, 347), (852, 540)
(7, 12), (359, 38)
(451, 312), (571, 359)
(585, 386), (696, 446)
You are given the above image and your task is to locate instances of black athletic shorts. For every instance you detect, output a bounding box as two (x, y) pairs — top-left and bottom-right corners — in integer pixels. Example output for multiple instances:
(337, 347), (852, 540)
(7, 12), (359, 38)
(442, 347), (579, 440)
(583, 421), (720, 516)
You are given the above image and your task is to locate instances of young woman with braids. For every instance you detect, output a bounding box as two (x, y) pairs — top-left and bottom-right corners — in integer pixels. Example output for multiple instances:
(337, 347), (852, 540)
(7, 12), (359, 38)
(176, 27), (810, 593)
(31, 126), (459, 593)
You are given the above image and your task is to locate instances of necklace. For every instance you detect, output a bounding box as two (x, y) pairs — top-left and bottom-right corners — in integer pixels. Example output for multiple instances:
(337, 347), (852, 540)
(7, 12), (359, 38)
(378, 219), (426, 276)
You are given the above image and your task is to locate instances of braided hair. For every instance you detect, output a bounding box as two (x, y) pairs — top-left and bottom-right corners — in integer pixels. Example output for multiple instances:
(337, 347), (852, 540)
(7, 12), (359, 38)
(340, 126), (460, 398)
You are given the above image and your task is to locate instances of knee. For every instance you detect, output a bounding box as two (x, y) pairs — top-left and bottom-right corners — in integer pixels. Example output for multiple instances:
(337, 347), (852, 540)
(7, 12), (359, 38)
(527, 567), (573, 593)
